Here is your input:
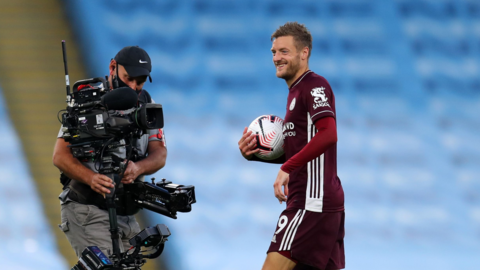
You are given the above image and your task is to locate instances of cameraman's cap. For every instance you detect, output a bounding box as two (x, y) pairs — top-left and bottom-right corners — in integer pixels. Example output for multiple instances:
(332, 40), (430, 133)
(114, 46), (152, 82)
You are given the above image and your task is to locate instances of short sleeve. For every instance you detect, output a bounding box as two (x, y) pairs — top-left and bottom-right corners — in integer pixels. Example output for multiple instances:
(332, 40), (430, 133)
(58, 125), (64, 138)
(147, 128), (166, 147)
(303, 80), (335, 123)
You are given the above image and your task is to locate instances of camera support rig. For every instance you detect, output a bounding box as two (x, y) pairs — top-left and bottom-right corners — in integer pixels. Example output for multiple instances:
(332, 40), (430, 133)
(61, 41), (196, 269)
(72, 224), (172, 270)
(69, 138), (195, 269)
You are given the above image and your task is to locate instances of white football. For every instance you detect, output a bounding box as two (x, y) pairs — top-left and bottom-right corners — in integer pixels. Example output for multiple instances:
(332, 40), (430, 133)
(247, 115), (285, 160)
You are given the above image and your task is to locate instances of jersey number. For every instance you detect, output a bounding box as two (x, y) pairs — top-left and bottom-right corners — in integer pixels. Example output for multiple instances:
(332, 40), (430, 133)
(275, 215), (288, 234)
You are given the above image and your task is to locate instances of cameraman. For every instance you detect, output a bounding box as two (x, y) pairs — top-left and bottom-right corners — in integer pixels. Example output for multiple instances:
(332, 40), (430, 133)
(53, 46), (167, 257)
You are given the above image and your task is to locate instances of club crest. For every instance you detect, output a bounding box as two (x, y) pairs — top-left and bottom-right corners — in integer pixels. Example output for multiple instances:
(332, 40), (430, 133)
(311, 87), (330, 109)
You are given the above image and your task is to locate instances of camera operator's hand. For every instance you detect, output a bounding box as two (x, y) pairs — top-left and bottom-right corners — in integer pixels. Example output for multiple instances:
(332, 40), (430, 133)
(122, 160), (142, 184)
(238, 127), (260, 160)
(90, 173), (115, 195)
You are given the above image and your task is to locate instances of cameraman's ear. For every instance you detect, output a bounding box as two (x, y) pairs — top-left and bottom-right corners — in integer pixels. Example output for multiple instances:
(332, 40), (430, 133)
(109, 59), (116, 75)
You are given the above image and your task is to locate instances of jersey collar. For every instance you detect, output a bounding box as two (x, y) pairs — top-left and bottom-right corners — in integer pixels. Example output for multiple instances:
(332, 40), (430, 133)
(289, 70), (312, 90)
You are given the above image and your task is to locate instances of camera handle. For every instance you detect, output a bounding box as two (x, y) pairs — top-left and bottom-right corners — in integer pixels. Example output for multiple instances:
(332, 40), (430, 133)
(104, 171), (122, 263)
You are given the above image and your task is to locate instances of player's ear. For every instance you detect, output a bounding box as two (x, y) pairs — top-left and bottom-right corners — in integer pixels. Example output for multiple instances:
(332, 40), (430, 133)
(302, 47), (309, 60)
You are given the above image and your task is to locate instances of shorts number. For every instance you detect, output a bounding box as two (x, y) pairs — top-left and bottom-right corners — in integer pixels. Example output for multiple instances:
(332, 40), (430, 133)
(275, 215), (288, 234)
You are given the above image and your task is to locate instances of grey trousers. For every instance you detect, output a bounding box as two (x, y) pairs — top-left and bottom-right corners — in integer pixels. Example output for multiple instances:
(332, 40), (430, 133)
(59, 200), (141, 258)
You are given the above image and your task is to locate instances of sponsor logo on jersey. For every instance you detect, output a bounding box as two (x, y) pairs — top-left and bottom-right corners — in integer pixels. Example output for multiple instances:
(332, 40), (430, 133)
(311, 87), (330, 109)
(289, 97), (296, 111)
(271, 234), (277, 243)
(283, 122), (296, 137)
(283, 122), (294, 131)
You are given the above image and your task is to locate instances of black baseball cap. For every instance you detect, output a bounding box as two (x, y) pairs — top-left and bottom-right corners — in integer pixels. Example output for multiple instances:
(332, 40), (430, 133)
(114, 46), (152, 82)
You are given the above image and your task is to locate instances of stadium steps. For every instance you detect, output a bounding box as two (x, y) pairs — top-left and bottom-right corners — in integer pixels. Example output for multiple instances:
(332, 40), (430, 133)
(0, 0), (86, 266)
(0, 2), (161, 270)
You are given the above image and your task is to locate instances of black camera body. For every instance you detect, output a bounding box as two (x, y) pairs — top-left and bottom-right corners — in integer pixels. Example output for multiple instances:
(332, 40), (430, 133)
(123, 179), (196, 219)
(61, 77), (164, 144)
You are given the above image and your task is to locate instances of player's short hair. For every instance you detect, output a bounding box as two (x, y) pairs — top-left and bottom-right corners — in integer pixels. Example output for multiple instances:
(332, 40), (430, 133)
(271, 22), (312, 59)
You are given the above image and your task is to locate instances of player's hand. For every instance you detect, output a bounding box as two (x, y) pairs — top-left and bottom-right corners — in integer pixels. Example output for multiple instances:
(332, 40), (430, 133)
(273, 169), (289, 204)
(89, 173), (115, 196)
(238, 127), (260, 160)
(121, 160), (142, 184)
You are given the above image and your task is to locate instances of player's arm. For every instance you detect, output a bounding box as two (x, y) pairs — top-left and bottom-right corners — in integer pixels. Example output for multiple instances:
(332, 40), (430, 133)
(281, 116), (336, 173)
(121, 140), (167, 184)
(238, 127), (286, 164)
(274, 116), (336, 203)
(53, 138), (114, 195)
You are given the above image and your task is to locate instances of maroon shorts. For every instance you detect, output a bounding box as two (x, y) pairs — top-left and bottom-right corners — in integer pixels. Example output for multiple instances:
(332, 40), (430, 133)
(267, 208), (345, 270)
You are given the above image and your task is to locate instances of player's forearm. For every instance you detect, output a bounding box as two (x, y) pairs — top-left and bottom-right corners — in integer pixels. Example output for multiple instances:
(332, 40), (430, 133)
(280, 117), (337, 173)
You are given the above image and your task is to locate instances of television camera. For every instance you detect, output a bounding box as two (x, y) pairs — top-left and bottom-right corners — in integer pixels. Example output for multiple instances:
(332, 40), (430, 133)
(59, 41), (195, 269)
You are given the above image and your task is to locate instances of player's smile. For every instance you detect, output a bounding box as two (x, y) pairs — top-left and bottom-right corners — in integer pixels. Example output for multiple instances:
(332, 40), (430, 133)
(276, 62), (287, 71)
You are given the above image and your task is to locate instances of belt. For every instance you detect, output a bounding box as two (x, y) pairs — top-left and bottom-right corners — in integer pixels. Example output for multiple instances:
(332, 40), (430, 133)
(67, 184), (107, 209)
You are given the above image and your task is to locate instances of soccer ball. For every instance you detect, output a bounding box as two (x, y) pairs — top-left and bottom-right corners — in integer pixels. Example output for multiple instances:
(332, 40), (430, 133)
(247, 115), (285, 160)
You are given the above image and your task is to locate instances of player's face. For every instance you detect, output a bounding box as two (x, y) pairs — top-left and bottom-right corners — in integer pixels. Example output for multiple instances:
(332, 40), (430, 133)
(271, 36), (301, 81)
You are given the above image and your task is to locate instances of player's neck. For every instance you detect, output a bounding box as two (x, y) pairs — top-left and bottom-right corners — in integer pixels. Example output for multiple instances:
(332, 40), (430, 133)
(286, 65), (310, 88)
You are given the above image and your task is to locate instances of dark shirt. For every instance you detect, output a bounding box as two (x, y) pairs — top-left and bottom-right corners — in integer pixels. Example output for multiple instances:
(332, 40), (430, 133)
(283, 70), (344, 212)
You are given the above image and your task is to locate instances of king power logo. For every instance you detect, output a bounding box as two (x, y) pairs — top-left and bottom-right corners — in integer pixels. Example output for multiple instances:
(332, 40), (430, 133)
(311, 87), (330, 109)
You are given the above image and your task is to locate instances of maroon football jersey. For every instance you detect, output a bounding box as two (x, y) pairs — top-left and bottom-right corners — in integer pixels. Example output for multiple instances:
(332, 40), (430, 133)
(283, 70), (344, 212)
